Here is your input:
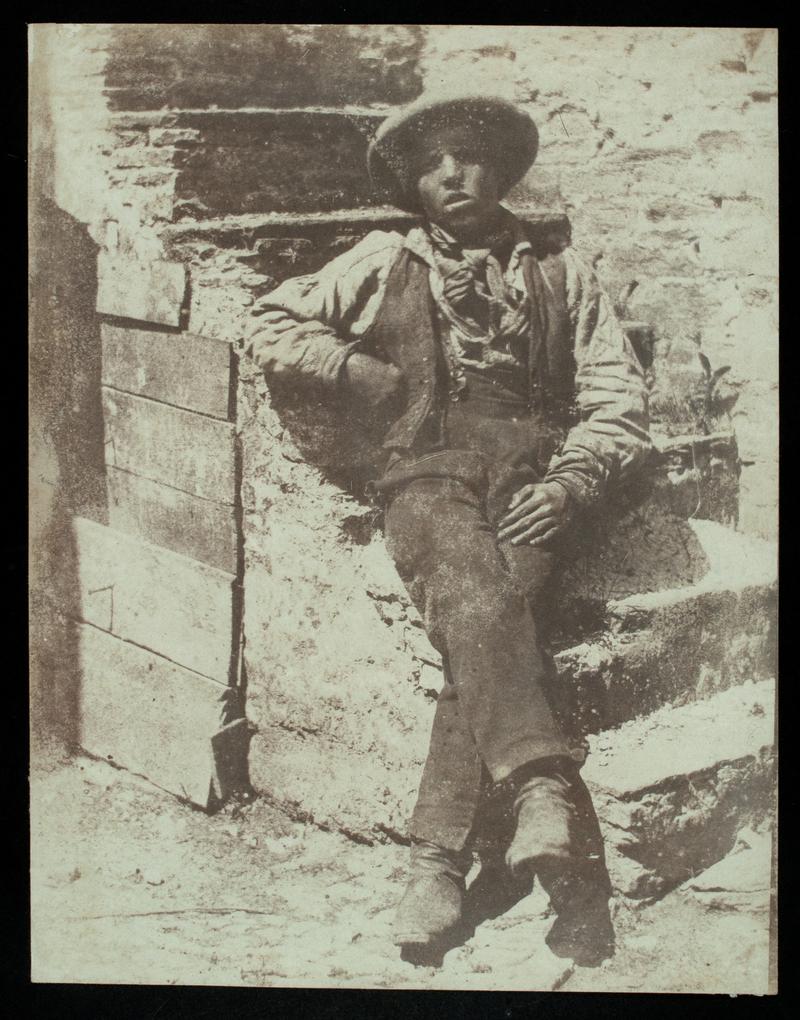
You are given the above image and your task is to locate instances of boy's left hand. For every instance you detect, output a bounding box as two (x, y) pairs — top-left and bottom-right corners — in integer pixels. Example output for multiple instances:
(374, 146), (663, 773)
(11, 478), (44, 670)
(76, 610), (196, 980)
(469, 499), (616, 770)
(497, 481), (575, 546)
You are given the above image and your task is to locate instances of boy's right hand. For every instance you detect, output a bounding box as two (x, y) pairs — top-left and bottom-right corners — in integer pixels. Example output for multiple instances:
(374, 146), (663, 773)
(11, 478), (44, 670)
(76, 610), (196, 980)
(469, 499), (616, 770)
(341, 353), (406, 415)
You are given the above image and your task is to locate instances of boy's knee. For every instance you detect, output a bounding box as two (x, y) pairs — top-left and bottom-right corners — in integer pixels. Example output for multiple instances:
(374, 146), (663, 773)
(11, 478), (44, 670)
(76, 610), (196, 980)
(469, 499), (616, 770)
(430, 567), (524, 632)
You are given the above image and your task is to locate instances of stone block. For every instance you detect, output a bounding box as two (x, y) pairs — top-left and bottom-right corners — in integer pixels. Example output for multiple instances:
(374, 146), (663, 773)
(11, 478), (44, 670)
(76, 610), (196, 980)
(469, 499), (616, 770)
(563, 504), (711, 616)
(96, 252), (187, 326)
(111, 145), (175, 170)
(75, 621), (231, 808)
(584, 679), (776, 899)
(102, 388), (236, 502)
(149, 127), (201, 147)
(170, 110), (382, 218)
(680, 826), (773, 914)
(107, 468), (239, 574)
(566, 582), (775, 736)
(63, 517), (238, 682)
(650, 433), (740, 526)
(101, 323), (235, 420)
(248, 721), (421, 843)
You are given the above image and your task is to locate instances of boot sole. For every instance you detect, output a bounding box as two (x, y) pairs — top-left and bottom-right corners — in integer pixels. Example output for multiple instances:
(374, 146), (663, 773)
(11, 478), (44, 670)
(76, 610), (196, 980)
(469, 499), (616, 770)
(395, 922), (476, 969)
(392, 928), (455, 948)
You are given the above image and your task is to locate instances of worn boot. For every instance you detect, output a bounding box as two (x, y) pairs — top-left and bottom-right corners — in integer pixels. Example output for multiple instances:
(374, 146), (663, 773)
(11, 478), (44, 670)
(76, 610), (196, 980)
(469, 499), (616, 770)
(392, 840), (472, 947)
(505, 763), (576, 877)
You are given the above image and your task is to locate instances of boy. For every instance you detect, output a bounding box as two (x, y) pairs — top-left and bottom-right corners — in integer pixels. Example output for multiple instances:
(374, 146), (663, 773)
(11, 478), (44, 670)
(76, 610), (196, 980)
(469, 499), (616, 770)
(245, 93), (651, 952)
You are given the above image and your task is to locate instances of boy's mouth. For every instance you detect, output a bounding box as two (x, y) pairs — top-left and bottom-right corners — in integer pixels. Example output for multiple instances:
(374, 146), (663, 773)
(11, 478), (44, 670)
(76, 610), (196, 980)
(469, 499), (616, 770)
(443, 193), (475, 210)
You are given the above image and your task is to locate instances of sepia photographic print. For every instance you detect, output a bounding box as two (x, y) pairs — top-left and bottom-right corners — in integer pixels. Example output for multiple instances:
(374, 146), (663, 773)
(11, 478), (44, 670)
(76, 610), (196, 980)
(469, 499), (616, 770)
(29, 24), (778, 993)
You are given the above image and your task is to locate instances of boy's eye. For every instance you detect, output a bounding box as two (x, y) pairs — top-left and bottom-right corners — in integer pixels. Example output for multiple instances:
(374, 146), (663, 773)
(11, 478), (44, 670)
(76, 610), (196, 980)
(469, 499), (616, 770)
(420, 151), (444, 171)
(413, 143), (488, 177)
(419, 150), (476, 173)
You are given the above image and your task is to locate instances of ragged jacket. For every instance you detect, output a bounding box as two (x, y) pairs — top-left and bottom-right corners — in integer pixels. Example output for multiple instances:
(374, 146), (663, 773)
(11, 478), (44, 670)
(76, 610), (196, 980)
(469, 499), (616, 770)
(244, 216), (652, 507)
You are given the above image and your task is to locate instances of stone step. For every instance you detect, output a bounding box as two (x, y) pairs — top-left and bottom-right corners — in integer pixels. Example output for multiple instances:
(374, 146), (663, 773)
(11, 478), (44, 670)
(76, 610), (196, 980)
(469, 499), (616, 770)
(583, 678), (776, 899)
(250, 679), (776, 916)
(562, 826), (774, 994)
(554, 515), (776, 736)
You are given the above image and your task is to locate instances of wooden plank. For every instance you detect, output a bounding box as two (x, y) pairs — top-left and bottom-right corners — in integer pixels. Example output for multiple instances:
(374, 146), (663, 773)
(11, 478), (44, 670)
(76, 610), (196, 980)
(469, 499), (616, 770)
(67, 517), (237, 681)
(102, 388), (236, 503)
(76, 622), (229, 808)
(101, 323), (234, 420)
(107, 467), (239, 574)
(96, 252), (188, 327)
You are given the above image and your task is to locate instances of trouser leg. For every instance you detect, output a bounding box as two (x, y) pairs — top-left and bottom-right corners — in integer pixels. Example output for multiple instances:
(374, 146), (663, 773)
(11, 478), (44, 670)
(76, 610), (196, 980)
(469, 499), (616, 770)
(385, 474), (572, 849)
(408, 661), (486, 850)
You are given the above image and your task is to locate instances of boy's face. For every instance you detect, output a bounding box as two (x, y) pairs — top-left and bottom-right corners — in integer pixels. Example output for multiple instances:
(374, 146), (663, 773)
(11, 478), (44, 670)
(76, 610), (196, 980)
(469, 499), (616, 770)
(411, 123), (503, 237)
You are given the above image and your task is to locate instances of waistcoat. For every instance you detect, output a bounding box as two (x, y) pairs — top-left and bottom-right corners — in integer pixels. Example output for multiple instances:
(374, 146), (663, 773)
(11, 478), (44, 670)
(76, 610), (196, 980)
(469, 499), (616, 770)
(360, 245), (576, 452)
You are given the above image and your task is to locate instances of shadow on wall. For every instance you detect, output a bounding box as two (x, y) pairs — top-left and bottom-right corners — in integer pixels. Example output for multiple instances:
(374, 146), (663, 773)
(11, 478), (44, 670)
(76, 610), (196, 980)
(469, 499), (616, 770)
(30, 194), (108, 746)
(267, 381), (392, 503)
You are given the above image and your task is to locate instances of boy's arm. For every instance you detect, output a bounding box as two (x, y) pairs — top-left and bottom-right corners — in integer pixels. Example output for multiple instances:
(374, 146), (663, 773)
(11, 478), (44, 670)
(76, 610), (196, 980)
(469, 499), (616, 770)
(243, 230), (404, 395)
(543, 248), (653, 508)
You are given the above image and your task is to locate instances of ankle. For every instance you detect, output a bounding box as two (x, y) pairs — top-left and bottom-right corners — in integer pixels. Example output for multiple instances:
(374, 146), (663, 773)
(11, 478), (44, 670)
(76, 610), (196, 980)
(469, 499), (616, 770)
(410, 839), (473, 878)
(510, 756), (576, 789)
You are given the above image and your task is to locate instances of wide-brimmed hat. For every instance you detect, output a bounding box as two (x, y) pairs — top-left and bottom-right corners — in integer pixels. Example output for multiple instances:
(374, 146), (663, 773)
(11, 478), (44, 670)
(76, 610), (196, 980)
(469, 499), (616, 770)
(367, 92), (539, 212)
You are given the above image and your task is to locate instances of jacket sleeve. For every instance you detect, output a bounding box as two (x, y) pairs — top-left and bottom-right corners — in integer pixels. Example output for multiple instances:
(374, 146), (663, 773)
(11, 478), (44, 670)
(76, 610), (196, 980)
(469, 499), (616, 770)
(544, 248), (652, 507)
(243, 230), (402, 391)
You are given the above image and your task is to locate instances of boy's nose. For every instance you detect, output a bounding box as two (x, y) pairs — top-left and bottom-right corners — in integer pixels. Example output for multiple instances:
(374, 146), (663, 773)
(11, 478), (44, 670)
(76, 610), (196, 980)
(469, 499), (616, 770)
(440, 154), (463, 184)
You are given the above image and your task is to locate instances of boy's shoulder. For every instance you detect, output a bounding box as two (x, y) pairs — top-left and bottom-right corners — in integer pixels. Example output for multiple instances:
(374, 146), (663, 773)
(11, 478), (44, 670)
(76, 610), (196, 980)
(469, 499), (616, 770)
(536, 244), (599, 297)
(333, 228), (409, 271)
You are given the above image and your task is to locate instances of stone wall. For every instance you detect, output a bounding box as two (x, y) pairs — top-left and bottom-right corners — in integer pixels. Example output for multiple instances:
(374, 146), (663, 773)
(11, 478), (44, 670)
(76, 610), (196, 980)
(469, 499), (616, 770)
(30, 27), (778, 869)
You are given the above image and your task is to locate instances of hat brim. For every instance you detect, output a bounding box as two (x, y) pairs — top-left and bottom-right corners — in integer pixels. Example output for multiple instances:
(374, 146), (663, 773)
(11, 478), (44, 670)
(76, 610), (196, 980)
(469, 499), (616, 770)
(367, 93), (539, 213)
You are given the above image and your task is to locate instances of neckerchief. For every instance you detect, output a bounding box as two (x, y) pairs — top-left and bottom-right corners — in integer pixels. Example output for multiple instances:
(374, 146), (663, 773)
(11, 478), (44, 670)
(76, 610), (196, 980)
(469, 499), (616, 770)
(424, 214), (534, 394)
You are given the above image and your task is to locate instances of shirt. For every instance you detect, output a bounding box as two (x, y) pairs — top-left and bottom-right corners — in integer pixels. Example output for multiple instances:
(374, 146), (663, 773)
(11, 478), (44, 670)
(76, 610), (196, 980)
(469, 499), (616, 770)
(424, 216), (537, 398)
(244, 212), (652, 507)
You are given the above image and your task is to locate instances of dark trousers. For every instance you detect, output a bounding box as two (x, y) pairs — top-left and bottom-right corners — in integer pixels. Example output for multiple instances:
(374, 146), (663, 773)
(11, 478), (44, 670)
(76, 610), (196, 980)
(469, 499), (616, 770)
(381, 385), (581, 852)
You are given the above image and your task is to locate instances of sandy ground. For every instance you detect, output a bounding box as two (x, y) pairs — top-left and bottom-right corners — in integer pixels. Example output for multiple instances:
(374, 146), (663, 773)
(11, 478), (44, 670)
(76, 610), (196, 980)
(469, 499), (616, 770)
(30, 739), (774, 993)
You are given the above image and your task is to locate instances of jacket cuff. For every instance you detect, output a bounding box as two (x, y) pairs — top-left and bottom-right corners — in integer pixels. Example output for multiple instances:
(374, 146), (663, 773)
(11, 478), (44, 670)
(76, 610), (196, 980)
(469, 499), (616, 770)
(544, 470), (603, 509)
(334, 340), (367, 391)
